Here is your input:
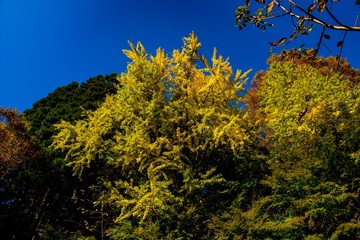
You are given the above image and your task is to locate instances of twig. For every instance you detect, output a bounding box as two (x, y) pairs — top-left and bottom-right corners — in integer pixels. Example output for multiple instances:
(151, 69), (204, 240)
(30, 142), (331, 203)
(338, 31), (348, 58)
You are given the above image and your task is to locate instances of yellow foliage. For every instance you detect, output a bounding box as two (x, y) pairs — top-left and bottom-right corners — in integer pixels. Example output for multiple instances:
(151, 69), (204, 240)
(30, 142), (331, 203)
(52, 32), (250, 224)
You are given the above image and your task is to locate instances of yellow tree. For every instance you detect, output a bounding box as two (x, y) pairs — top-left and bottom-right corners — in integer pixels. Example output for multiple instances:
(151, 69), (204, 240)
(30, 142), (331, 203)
(52, 33), (251, 238)
(210, 55), (360, 239)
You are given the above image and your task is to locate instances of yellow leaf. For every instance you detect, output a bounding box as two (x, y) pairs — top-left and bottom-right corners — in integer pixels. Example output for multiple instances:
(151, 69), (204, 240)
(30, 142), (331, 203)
(267, 0), (275, 13)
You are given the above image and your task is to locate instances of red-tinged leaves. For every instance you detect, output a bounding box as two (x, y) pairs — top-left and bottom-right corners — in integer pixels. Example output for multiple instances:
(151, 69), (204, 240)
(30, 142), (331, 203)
(255, 0), (265, 3)
(246, 0), (251, 7)
(307, 3), (317, 13)
(0, 108), (40, 178)
(323, 34), (331, 39)
(278, 37), (286, 46)
(290, 32), (297, 41)
(337, 40), (343, 47)
(269, 41), (277, 47)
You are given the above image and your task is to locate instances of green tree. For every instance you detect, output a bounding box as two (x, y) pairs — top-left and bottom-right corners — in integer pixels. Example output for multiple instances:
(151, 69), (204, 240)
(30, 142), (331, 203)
(52, 33), (255, 238)
(24, 74), (118, 149)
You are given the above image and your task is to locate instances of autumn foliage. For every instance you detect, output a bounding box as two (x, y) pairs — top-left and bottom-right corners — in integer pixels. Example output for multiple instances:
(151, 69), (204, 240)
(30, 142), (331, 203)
(1, 33), (360, 239)
(0, 108), (39, 178)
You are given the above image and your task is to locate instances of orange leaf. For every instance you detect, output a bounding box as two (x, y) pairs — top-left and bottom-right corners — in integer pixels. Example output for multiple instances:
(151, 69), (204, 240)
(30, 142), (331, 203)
(277, 37), (286, 46)
(289, 32), (297, 41)
(267, 0), (275, 13)
(307, 3), (316, 13)
(269, 41), (277, 47)
(317, 0), (327, 12)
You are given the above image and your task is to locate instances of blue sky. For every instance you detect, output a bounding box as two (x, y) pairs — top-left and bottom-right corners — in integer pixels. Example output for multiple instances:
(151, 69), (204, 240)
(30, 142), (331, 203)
(1, 0), (360, 112)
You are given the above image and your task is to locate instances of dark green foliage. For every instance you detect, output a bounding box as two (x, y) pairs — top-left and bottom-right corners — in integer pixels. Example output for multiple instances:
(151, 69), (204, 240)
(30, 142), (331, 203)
(0, 74), (118, 239)
(24, 74), (118, 148)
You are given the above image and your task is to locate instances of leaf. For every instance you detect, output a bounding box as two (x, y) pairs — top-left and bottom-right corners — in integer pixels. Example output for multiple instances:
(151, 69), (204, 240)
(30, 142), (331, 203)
(308, 23), (315, 33)
(277, 37), (286, 46)
(297, 17), (305, 30)
(289, 32), (297, 41)
(317, 0), (327, 12)
(255, 0), (265, 3)
(307, 3), (316, 13)
(269, 41), (277, 47)
(267, 0), (275, 13)
(323, 34), (331, 39)
(246, 0), (251, 7)
(337, 41), (343, 47)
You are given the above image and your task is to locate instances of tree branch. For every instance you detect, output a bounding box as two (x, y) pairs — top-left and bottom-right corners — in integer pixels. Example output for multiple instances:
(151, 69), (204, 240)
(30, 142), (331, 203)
(325, 6), (351, 29)
(274, 0), (360, 31)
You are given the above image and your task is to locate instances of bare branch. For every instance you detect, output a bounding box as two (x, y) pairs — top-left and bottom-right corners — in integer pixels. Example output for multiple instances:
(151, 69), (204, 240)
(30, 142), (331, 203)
(325, 6), (351, 29)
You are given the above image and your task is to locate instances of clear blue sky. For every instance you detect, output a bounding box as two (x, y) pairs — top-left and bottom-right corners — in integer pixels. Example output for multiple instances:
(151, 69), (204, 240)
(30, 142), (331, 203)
(1, 0), (360, 112)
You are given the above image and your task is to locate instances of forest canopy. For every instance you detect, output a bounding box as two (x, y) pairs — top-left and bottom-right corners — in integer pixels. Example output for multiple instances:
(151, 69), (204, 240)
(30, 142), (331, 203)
(1, 32), (360, 239)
